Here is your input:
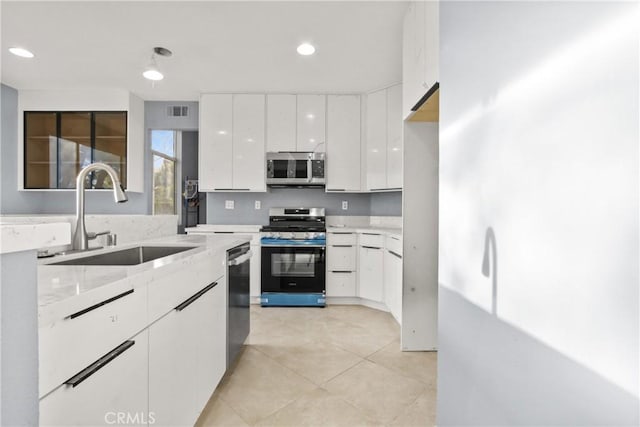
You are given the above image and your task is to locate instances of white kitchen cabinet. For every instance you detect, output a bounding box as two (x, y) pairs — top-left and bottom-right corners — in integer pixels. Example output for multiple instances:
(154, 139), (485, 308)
(296, 95), (326, 152)
(326, 232), (357, 298)
(358, 245), (384, 303)
(386, 84), (403, 189)
(199, 94), (266, 192)
(233, 94), (266, 191)
(365, 89), (387, 191)
(384, 247), (403, 324)
(40, 330), (149, 426)
(326, 271), (357, 297)
(266, 94), (297, 152)
(39, 285), (147, 398)
(365, 85), (403, 191)
(402, 1), (439, 120)
(199, 94), (233, 190)
(149, 280), (225, 426)
(326, 95), (361, 192)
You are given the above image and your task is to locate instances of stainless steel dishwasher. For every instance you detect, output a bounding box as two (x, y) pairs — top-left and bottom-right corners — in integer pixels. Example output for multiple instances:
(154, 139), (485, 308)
(227, 243), (252, 367)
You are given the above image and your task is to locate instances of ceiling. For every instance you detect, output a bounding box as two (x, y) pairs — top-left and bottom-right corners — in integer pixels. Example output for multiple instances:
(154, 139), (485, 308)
(1, 1), (407, 101)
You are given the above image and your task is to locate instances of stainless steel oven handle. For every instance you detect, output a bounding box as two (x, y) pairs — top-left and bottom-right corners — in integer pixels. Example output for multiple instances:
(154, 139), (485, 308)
(228, 251), (253, 266)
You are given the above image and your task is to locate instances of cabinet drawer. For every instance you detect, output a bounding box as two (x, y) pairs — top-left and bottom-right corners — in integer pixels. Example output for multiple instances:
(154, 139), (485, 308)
(385, 235), (403, 256)
(40, 330), (149, 426)
(327, 232), (357, 246)
(359, 233), (384, 248)
(327, 245), (356, 271)
(326, 271), (357, 297)
(39, 285), (147, 398)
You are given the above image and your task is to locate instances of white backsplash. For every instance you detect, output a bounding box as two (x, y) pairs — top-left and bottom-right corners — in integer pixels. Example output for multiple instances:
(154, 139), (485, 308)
(0, 215), (178, 252)
(369, 216), (402, 228)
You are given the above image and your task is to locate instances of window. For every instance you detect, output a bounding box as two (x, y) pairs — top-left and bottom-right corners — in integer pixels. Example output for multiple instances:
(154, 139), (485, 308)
(151, 130), (178, 215)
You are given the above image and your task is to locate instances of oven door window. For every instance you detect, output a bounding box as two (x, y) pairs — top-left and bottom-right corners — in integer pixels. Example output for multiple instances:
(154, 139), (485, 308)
(272, 252), (318, 277)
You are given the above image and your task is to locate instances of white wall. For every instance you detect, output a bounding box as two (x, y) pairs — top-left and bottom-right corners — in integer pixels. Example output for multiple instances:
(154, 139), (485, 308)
(438, 1), (639, 425)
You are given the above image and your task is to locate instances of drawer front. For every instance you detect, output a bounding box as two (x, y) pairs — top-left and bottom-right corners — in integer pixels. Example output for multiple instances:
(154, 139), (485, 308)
(327, 232), (357, 246)
(359, 232), (384, 248)
(385, 235), (403, 256)
(40, 330), (149, 426)
(39, 286), (147, 398)
(326, 271), (357, 297)
(327, 245), (356, 271)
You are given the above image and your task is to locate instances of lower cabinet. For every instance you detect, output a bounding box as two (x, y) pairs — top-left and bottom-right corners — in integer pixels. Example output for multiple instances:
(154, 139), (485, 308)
(40, 330), (150, 426)
(149, 280), (226, 426)
(326, 271), (357, 296)
(358, 245), (384, 302)
(384, 249), (403, 324)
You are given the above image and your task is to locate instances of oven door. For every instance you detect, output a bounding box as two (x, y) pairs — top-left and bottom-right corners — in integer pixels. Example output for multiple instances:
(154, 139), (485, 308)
(261, 246), (325, 293)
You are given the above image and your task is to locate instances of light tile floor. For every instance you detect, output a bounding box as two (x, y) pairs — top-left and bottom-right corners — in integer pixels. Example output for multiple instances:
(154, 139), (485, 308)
(196, 305), (437, 426)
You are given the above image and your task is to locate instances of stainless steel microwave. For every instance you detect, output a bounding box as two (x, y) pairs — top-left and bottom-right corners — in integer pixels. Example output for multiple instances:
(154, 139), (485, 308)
(266, 152), (325, 187)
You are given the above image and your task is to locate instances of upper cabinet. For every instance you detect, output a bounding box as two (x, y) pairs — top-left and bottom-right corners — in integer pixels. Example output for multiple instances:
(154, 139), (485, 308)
(199, 94), (266, 192)
(18, 89), (144, 192)
(266, 94), (296, 152)
(365, 84), (403, 191)
(296, 95), (326, 153)
(402, 1), (439, 120)
(326, 95), (361, 192)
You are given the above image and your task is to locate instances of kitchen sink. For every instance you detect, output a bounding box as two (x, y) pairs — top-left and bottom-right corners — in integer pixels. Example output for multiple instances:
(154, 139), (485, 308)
(50, 246), (197, 266)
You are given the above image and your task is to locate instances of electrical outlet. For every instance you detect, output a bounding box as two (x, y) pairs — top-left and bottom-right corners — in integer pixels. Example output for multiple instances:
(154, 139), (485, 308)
(255, 200), (261, 210)
(225, 200), (234, 210)
(342, 200), (348, 210)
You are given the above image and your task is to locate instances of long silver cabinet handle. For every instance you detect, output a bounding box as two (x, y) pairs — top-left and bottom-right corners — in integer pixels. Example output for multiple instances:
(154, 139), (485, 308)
(331, 245), (353, 248)
(361, 245), (382, 250)
(64, 340), (135, 388)
(388, 250), (402, 259)
(175, 282), (218, 311)
(67, 289), (134, 320)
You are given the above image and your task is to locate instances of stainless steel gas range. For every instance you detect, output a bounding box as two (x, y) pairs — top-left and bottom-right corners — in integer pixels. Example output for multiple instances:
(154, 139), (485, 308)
(260, 208), (326, 307)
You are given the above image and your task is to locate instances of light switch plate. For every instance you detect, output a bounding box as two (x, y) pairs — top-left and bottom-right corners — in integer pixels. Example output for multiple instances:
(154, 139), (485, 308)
(342, 201), (348, 210)
(225, 200), (234, 209)
(255, 200), (261, 210)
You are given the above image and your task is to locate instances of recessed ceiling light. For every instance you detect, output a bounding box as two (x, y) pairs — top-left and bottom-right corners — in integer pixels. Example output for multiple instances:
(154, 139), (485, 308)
(297, 43), (315, 56)
(306, 113), (314, 119)
(9, 47), (34, 58)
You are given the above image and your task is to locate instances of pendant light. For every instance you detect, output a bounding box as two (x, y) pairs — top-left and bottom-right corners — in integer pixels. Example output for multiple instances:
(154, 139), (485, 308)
(143, 47), (172, 81)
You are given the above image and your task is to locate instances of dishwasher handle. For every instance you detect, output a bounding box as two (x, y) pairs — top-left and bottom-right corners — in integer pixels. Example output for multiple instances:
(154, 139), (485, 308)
(228, 251), (253, 266)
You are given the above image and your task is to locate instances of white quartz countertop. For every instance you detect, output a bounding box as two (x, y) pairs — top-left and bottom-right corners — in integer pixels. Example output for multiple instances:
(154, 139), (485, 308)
(0, 222), (71, 254)
(185, 224), (262, 233)
(37, 234), (250, 325)
(327, 225), (402, 238)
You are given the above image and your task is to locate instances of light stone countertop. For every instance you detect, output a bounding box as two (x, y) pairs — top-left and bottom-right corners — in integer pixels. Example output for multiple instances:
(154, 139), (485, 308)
(37, 234), (250, 326)
(185, 224), (262, 233)
(0, 222), (71, 255)
(327, 225), (402, 239)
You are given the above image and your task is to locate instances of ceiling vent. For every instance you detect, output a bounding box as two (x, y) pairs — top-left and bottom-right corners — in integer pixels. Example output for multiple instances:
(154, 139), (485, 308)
(167, 105), (189, 117)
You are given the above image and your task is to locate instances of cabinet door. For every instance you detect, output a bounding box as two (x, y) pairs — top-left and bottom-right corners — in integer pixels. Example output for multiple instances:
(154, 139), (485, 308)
(148, 305), (199, 426)
(424, 0), (439, 90)
(358, 246), (384, 302)
(327, 245), (356, 271)
(266, 94), (297, 152)
(384, 250), (403, 324)
(386, 84), (403, 189)
(326, 95), (361, 192)
(194, 281), (226, 414)
(233, 94), (266, 191)
(365, 90), (387, 191)
(40, 331), (149, 426)
(297, 95), (326, 152)
(200, 94), (233, 190)
(326, 271), (357, 297)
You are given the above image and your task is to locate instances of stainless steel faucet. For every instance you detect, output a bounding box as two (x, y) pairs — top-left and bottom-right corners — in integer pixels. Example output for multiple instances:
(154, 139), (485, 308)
(72, 163), (128, 251)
